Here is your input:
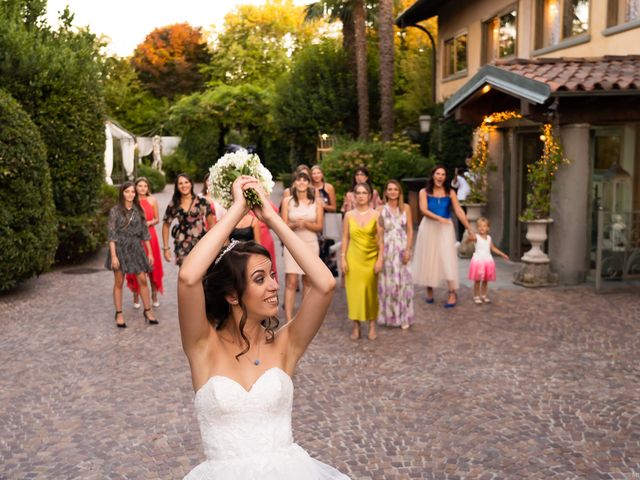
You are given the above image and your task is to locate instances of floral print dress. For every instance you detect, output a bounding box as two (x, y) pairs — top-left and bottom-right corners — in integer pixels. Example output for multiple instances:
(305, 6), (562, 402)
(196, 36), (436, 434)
(377, 205), (414, 327)
(163, 195), (213, 266)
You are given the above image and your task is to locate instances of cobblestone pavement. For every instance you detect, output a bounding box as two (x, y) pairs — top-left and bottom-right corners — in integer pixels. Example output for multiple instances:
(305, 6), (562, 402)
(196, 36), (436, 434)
(1, 186), (639, 479)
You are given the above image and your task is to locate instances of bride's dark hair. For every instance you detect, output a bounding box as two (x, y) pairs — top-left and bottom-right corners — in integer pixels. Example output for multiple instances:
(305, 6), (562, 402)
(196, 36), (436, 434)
(203, 241), (279, 360)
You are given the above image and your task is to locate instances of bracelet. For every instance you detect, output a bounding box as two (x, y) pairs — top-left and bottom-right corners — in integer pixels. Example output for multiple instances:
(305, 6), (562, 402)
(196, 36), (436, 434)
(162, 247), (170, 251)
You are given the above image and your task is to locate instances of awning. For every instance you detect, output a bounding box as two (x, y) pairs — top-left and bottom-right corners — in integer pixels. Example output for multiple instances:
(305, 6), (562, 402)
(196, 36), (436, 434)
(444, 56), (640, 117)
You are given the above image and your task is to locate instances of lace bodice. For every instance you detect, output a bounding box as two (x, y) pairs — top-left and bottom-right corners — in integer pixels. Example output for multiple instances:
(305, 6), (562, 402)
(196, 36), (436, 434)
(194, 368), (294, 461)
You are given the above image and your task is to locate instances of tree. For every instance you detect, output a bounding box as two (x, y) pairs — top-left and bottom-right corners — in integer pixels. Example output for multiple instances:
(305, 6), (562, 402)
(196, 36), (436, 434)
(132, 23), (211, 98)
(102, 57), (170, 134)
(378, 0), (394, 140)
(273, 39), (356, 161)
(0, 2), (108, 262)
(394, 11), (437, 131)
(169, 84), (273, 174)
(353, 0), (369, 139)
(206, 0), (319, 88)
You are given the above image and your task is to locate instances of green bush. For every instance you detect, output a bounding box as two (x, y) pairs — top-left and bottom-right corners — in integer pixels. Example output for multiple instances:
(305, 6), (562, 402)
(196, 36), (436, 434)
(0, 89), (57, 291)
(163, 150), (199, 183)
(321, 136), (435, 208)
(137, 164), (166, 193)
(56, 183), (119, 264)
(0, 5), (107, 263)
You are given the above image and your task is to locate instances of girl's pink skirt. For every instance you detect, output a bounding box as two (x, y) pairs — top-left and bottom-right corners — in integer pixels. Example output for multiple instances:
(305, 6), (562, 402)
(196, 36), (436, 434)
(468, 257), (496, 282)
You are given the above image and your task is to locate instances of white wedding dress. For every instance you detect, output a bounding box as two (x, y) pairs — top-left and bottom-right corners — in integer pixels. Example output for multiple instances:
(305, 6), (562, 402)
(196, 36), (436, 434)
(184, 367), (350, 479)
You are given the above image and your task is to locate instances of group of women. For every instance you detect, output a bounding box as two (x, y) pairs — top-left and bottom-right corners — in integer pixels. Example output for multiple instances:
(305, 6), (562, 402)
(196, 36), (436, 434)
(106, 163), (474, 339)
(339, 164), (475, 341)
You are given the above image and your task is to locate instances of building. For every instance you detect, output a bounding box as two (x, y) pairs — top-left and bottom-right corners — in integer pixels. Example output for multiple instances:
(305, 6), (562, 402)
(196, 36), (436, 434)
(397, 0), (640, 284)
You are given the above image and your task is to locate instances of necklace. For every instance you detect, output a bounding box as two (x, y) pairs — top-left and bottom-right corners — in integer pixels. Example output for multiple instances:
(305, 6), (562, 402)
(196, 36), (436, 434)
(219, 328), (264, 366)
(356, 208), (372, 215)
(246, 335), (263, 366)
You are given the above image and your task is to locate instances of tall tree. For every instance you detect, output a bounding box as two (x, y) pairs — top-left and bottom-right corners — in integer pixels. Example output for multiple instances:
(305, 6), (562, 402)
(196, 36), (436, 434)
(131, 23), (211, 98)
(304, 0), (356, 71)
(206, 0), (319, 88)
(353, 0), (369, 139)
(378, 0), (394, 140)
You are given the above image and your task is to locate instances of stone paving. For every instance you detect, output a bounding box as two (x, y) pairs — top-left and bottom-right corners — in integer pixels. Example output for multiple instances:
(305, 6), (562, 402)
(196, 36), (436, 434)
(1, 185), (639, 479)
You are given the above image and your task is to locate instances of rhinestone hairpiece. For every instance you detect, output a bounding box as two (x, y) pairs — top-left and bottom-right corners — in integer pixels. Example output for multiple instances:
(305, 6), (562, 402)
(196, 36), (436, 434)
(214, 240), (239, 266)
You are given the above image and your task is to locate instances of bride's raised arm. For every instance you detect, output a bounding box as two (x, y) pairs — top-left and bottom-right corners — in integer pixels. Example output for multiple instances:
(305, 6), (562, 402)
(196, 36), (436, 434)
(177, 176), (253, 356)
(252, 185), (336, 364)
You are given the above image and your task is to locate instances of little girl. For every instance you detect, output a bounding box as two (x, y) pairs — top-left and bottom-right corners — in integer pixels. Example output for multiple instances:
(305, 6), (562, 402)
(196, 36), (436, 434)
(467, 217), (509, 304)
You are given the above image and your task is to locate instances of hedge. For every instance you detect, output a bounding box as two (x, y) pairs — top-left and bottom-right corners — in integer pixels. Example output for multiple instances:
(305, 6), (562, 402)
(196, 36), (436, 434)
(0, 90), (58, 291)
(137, 164), (167, 193)
(320, 136), (435, 209)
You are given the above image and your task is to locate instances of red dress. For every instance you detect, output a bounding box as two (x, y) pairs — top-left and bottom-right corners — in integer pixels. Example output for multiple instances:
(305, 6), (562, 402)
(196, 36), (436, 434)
(126, 198), (164, 294)
(251, 202), (279, 277)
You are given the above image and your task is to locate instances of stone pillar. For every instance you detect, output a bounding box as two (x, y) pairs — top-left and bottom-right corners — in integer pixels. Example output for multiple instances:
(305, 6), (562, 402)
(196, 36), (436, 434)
(549, 123), (591, 284)
(486, 129), (505, 243)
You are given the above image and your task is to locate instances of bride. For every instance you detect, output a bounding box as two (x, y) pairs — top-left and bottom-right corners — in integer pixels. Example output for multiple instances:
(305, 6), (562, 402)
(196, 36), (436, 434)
(178, 176), (349, 479)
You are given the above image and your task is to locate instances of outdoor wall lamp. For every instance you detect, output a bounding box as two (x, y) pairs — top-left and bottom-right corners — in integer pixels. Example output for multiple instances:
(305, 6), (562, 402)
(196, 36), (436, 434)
(419, 114), (432, 133)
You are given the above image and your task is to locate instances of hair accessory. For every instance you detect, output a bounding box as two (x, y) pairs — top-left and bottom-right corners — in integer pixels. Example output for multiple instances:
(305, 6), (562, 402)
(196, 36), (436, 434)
(214, 239), (239, 266)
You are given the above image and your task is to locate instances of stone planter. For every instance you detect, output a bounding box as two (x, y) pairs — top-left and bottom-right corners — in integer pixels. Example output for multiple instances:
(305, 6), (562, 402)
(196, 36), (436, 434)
(521, 218), (553, 263)
(514, 218), (558, 287)
(457, 203), (486, 258)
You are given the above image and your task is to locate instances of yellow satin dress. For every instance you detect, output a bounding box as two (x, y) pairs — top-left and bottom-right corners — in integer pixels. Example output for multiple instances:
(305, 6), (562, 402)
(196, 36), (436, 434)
(345, 216), (379, 321)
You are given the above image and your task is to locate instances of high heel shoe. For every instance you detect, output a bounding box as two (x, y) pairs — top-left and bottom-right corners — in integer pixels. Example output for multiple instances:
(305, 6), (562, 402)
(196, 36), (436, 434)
(115, 310), (127, 328)
(444, 290), (457, 309)
(425, 287), (434, 304)
(143, 308), (159, 325)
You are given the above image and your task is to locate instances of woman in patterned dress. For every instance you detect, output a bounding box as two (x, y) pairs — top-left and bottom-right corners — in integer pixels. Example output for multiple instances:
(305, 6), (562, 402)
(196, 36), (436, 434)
(126, 177), (163, 308)
(281, 171), (324, 323)
(377, 180), (414, 329)
(105, 182), (158, 327)
(341, 182), (384, 341)
(162, 173), (216, 266)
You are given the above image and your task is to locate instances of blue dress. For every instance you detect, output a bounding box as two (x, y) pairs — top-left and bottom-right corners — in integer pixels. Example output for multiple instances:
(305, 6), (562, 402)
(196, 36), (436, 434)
(411, 192), (459, 289)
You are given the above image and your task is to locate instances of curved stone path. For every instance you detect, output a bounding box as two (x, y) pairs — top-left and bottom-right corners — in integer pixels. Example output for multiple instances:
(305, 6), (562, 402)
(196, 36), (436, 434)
(1, 185), (639, 479)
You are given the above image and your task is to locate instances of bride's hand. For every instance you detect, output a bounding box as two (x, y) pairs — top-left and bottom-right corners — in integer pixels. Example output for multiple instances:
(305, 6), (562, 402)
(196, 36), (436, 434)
(249, 182), (277, 224)
(231, 176), (254, 213)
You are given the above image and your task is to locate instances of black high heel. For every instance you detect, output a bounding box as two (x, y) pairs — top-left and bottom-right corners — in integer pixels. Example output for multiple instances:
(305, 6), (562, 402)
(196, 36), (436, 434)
(144, 308), (159, 325)
(115, 310), (127, 328)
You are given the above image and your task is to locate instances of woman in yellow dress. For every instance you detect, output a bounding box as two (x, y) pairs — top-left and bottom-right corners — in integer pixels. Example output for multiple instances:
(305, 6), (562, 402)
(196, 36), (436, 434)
(341, 182), (384, 341)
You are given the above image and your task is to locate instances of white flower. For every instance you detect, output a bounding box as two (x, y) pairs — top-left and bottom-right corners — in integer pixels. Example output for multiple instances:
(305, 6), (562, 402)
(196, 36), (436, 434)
(208, 152), (273, 209)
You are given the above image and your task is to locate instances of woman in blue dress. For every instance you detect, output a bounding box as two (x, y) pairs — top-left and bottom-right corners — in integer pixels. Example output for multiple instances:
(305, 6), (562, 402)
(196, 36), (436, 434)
(412, 165), (475, 308)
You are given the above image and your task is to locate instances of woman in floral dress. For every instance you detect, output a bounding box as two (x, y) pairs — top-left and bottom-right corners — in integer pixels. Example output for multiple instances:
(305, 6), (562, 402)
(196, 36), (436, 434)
(377, 180), (415, 329)
(162, 173), (215, 266)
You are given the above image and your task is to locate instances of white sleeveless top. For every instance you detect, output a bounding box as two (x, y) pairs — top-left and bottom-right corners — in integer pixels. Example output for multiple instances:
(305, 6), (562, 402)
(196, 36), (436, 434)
(472, 234), (493, 261)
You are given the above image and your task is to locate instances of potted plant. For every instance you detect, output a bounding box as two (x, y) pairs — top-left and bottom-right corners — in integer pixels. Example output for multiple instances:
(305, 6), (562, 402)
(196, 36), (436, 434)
(518, 124), (569, 264)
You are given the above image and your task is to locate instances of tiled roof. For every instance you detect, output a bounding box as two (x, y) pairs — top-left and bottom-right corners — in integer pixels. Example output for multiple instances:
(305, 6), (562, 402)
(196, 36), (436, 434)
(494, 56), (640, 93)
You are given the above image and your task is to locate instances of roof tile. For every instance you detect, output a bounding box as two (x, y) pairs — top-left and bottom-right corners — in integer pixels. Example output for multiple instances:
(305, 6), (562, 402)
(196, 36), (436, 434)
(498, 56), (640, 93)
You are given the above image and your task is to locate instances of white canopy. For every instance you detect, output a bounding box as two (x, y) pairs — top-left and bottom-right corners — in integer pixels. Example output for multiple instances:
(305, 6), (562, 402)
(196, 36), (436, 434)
(104, 120), (136, 185)
(105, 121), (181, 183)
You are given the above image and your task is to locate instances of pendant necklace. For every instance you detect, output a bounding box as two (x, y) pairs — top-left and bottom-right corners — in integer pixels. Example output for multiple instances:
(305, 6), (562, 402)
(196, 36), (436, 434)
(246, 331), (263, 366)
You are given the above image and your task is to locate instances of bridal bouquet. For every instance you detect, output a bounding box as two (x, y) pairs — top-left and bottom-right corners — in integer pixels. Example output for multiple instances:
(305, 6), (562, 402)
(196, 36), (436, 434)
(208, 151), (274, 209)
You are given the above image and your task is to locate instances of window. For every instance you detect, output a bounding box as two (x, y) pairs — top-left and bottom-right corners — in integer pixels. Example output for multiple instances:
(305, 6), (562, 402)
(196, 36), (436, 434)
(443, 33), (468, 77)
(607, 0), (640, 27)
(484, 8), (517, 63)
(537, 0), (589, 48)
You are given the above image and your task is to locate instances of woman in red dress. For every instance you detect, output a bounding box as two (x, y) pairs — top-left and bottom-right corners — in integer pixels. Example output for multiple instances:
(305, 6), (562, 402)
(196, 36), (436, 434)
(126, 177), (164, 307)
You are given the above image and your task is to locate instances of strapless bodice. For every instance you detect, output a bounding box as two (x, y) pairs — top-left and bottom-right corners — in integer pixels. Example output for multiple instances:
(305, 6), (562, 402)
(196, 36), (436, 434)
(185, 367), (350, 479)
(194, 367), (294, 461)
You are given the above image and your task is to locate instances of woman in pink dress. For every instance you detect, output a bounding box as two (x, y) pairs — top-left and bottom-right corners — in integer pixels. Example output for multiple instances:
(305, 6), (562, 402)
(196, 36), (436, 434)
(126, 177), (164, 307)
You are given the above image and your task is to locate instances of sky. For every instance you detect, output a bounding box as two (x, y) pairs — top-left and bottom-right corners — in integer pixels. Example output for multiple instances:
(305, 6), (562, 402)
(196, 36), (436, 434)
(45, 0), (311, 57)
